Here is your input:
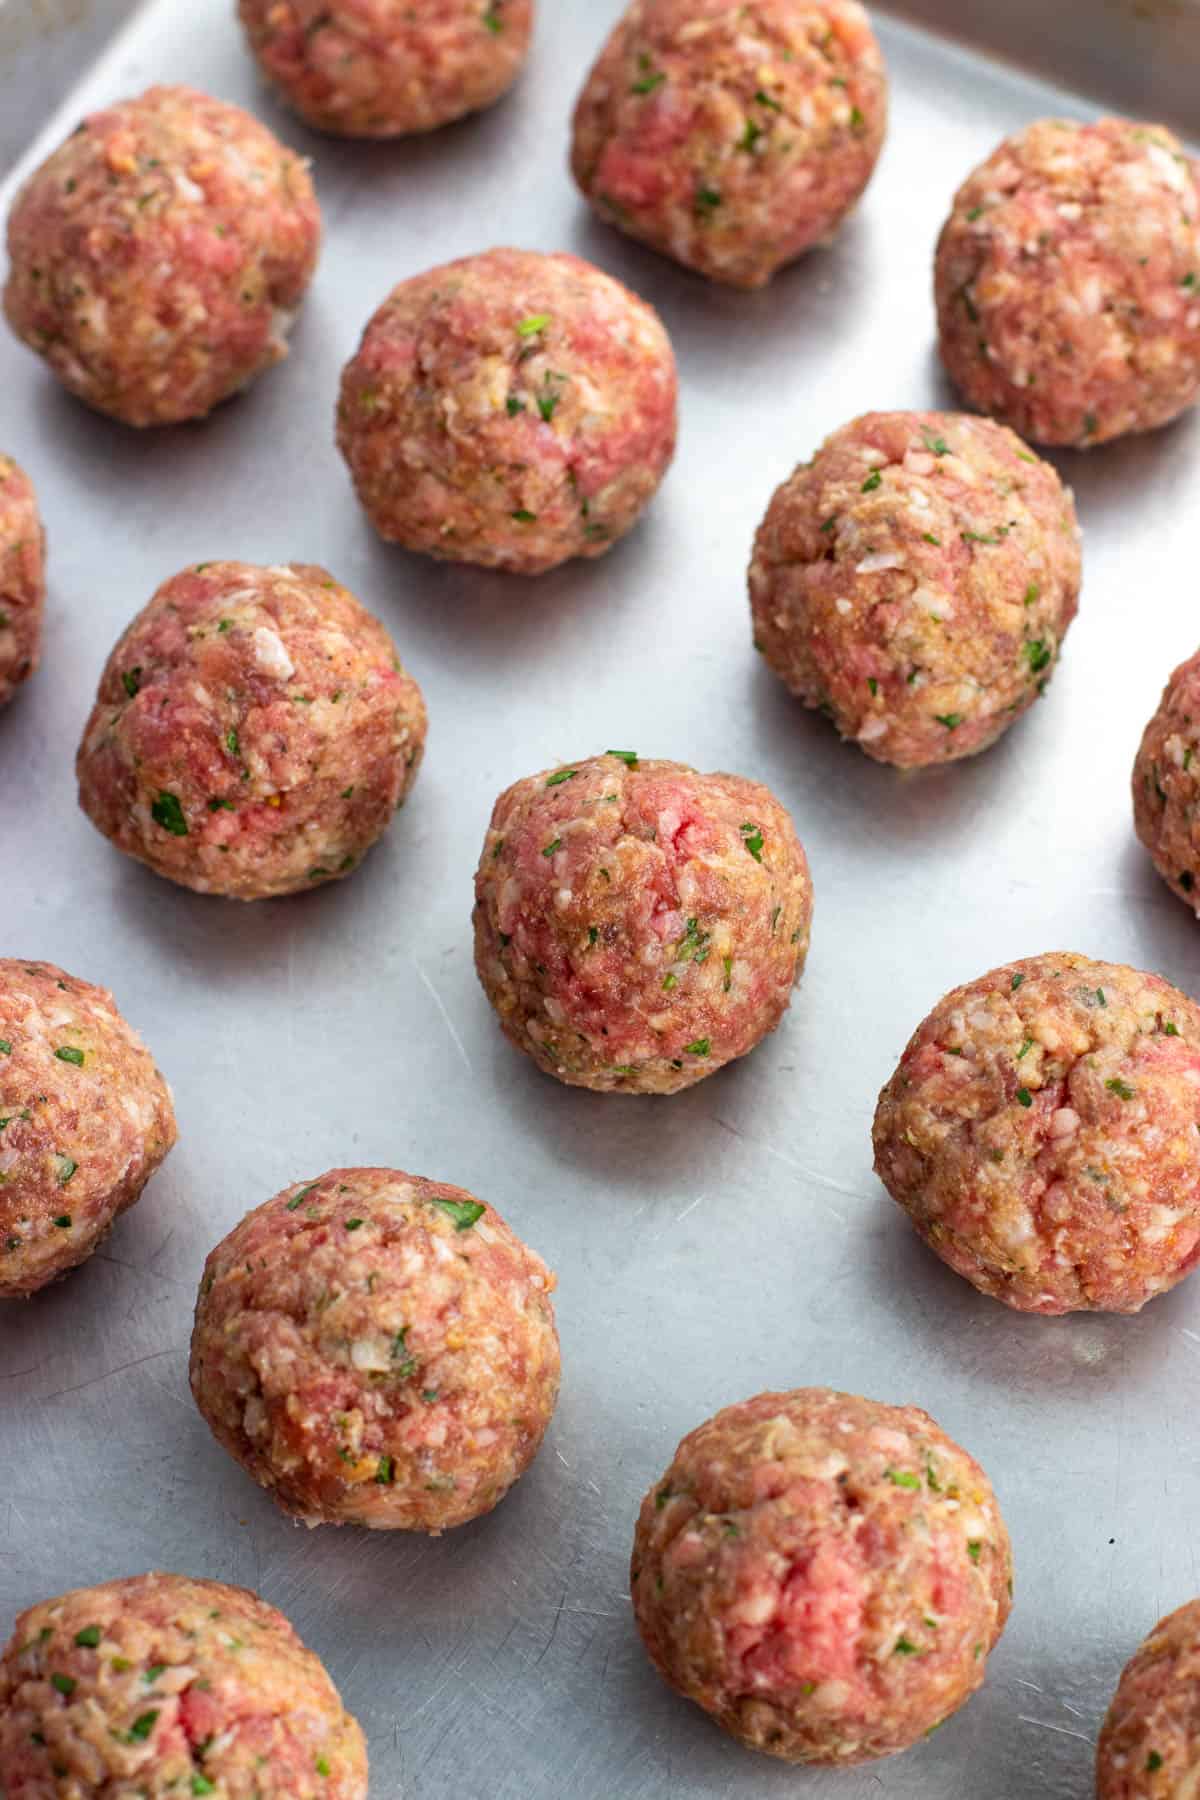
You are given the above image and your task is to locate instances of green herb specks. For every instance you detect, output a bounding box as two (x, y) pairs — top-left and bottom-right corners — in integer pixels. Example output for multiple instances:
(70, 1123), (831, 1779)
(74, 1626), (101, 1649)
(516, 313), (550, 337)
(607, 749), (638, 766)
(740, 822), (764, 861)
(54, 1047), (84, 1067)
(884, 1469), (920, 1489)
(431, 1197), (486, 1231)
(1016, 1088), (1033, 1107)
(684, 1038), (710, 1057)
(861, 469), (883, 492)
(122, 667), (142, 698)
(542, 837), (562, 858)
(546, 770), (576, 787)
(152, 792), (188, 837)
(1106, 1078), (1135, 1101)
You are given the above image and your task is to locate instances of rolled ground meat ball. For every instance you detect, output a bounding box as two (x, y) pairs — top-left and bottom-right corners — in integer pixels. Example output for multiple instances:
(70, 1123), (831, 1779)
(0, 454), (45, 709)
(631, 1388), (1012, 1764)
(0, 1572), (366, 1798)
(76, 561), (426, 901)
(238, 0), (534, 138)
(571, 0), (887, 290)
(1097, 1600), (1200, 1798)
(473, 752), (812, 1094)
(873, 953), (1200, 1315)
(0, 959), (176, 1300)
(1132, 648), (1200, 913)
(935, 117), (1200, 447)
(190, 1167), (560, 1532)
(336, 247), (678, 575)
(749, 410), (1081, 768)
(4, 85), (320, 427)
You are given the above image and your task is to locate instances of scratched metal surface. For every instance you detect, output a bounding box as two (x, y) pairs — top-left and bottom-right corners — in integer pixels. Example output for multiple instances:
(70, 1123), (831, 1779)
(1, 3), (1199, 1796)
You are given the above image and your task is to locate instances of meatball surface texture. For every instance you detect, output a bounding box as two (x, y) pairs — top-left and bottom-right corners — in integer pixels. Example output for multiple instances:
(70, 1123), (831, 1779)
(631, 1388), (1012, 1763)
(873, 952), (1200, 1314)
(473, 752), (813, 1093)
(4, 84), (320, 426)
(571, 0), (888, 289)
(935, 117), (1200, 446)
(749, 410), (1081, 768)
(238, 0), (534, 137)
(0, 455), (45, 708)
(1132, 647), (1200, 913)
(77, 560), (426, 900)
(337, 247), (678, 575)
(0, 1572), (367, 1798)
(1097, 1600), (1200, 1799)
(0, 959), (176, 1299)
(190, 1167), (560, 1531)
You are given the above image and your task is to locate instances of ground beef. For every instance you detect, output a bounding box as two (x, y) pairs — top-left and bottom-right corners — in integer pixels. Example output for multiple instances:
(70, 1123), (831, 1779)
(571, 0), (887, 290)
(4, 85), (321, 427)
(0, 959), (176, 1300)
(935, 117), (1200, 447)
(0, 455), (45, 709)
(873, 952), (1200, 1314)
(190, 1167), (560, 1532)
(631, 1388), (1011, 1764)
(748, 410), (1081, 768)
(336, 247), (678, 574)
(473, 751), (813, 1094)
(1132, 648), (1200, 914)
(238, 0), (535, 138)
(76, 561), (427, 901)
(0, 1572), (366, 1798)
(1097, 1600), (1200, 1798)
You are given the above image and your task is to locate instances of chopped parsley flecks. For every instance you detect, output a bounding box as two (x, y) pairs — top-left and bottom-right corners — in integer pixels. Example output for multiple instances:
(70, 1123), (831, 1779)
(1023, 582), (1040, 607)
(482, 4), (504, 32)
(922, 532), (941, 546)
(861, 469), (883, 492)
(542, 837), (562, 858)
(511, 508), (537, 523)
(431, 1196), (486, 1232)
(819, 515), (838, 533)
(893, 1637), (920, 1656)
(684, 1038), (710, 1057)
(376, 1455), (395, 1484)
(723, 955), (733, 992)
(73, 1626), (101, 1649)
(122, 667), (142, 698)
(607, 748), (638, 766)
(631, 67), (665, 96)
(738, 119), (764, 153)
(755, 88), (782, 110)
(935, 713), (963, 731)
(1083, 412), (1098, 437)
(225, 728), (240, 757)
(316, 1757), (332, 1778)
(1147, 1751), (1164, 1771)
(192, 1779), (217, 1796)
(1164, 1021), (1181, 1036)
(587, 926), (599, 946)
(55, 1159), (77, 1187)
(1015, 1038), (1034, 1061)
(344, 1218), (364, 1231)
(740, 822), (764, 861)
(1024, 640), (1052, 674)
(54, 1046), (84, 1067)
(967, 1541), (982, 1563)
(1011, 973), (1025, 990)
(1016, 1088), (1033, 1107)
(545, 769), (576, 787)
(1106, 1078), (1135, 1101)
(516, 313), (550, 338)
(152, 791), (188, 836)
(286, 1183), (316, 1212)
(921, 431), (949, 457)
(695, 184), (722, 215)
(884, 1469), (920, 1489)
(0, 1041), (10, 1056)
(50, 1673), (76, 1697)
(662, 973), (678, 991)
(868, 677), (878, 696)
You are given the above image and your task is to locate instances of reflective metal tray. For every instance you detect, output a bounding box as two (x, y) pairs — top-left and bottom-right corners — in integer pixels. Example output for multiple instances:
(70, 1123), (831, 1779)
(2, 3), (1199, 1794)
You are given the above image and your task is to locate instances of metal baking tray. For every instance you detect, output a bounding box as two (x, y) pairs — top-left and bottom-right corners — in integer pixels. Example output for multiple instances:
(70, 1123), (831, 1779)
(2, 3), (1199, 1795)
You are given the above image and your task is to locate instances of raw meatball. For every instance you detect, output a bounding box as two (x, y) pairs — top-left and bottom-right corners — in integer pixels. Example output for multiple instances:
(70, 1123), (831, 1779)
(0, 1572), (366, 1798)
(873, 953), (1200, 1315)
(0, 959), (176, 1299)
(749, 410), (1081, 768)
(336, 247), (678, 575)
(473, 752), (812, 1094)
(935, 118), (1200, 447)
(4, 85), (320, 427)
(189, 1167), (560, 1532)
(631, 1388), (1012, 1764)
(1132, 648), (1200, 913)
(76, 561), (426, 901)
(0, 455), (45, 708)
(1097, 1600), (1200, 1798)
(571, 0), (887, 290)
(238, 0), (534, 138)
